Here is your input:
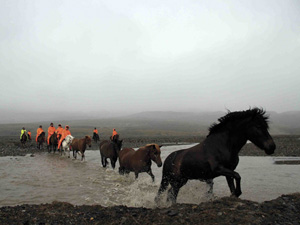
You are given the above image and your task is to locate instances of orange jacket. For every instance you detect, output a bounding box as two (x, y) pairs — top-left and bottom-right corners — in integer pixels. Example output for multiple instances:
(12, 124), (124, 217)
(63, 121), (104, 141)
(56, 127), (64, 136)
(36, 128), (44, 136)
(27, 131), (31, 137)
(112, 130), (118, 137)
(48, 126), (56, 136)
(93, 129), (98, 134)
(61, 129), (71, 140)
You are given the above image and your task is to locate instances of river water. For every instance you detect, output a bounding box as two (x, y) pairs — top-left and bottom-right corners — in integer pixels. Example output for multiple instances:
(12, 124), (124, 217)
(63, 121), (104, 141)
(0, 144), (299, 208)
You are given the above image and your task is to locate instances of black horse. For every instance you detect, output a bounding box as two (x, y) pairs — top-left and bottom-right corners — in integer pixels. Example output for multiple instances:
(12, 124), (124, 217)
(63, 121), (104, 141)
(93, 132), (100, 143)
(37, 132), (46, 149)
(20, 133), (27, 148)
(155, 108), (276, 204)
(99, 138), (123, 169)
(48, 133), (58, 153)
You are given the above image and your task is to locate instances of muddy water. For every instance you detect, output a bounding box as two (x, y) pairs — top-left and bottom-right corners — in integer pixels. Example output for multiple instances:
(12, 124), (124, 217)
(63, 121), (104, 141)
(0, 144), (299, 208)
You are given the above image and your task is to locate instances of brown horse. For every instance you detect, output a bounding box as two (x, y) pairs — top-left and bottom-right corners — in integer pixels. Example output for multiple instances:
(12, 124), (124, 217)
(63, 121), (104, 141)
(99, 139), (123, 169)
(37, 132), (46, 149)
(70, 136), (92, 161)
(155, 108), (276, 204)
(48, 132), (58, 153)
(119, 144), (163, 182)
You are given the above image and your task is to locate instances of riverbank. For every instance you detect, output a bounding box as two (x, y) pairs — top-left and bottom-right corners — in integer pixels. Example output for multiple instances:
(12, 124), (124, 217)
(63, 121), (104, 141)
(1, 193), (300, 224)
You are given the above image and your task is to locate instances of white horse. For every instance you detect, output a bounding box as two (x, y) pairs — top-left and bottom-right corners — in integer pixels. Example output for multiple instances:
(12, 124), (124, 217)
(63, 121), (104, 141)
(61, 135), (74, 157)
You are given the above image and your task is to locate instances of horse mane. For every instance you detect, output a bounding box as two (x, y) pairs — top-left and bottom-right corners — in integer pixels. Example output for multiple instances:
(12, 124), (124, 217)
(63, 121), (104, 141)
(145, 143), (161, 150)
(208, 108), (269, 135)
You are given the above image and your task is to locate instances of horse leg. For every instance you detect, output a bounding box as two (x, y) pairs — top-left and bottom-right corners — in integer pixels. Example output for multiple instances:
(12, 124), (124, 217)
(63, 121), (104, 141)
(119, 166), (125, 175)
(225, 176), (235, 195)
(134, 171), (139, 179)
(167, 179), (187, 204)
(206, 179), (214, 195)
(147, 169), (155, 182)
(73, 150), (77, 159)
(100, 153), (105, 167)
(155, 176), (170, 203)
(216, 166), (242, 197)
(111, 160), (116, 169)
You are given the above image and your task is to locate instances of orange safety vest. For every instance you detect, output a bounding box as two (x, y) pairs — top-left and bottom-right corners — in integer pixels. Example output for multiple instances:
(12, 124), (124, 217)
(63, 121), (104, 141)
(48, 126), (56, 136)
(27, 131), (31, 137)
(58, 129), (71, 149)
(93, 129), (98, 134)
(36, 128), (44, 142)
(47, 126), (56, 144)
(36, 128), (44, 136)
(112, 130), (118, 137)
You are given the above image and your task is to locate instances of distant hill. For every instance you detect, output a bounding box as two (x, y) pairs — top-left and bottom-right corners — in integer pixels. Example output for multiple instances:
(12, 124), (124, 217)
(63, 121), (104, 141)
(1, 110), (300, 137)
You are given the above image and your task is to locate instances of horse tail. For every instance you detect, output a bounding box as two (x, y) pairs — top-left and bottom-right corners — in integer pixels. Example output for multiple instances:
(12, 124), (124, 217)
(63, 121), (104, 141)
(156, 151), (179, 200)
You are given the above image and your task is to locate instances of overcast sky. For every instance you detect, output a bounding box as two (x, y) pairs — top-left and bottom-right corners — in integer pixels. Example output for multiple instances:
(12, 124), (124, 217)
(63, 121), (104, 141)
(1, 0), (299, 117)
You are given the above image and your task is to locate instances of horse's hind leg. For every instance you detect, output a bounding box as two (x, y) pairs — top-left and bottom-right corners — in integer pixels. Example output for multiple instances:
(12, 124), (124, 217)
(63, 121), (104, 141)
(155, 175), (170, 203)
(167, 179), (187, 204)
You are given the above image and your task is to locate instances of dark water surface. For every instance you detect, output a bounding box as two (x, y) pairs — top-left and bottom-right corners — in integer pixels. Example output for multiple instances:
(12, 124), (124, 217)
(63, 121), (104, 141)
(0, 144), (299, 208)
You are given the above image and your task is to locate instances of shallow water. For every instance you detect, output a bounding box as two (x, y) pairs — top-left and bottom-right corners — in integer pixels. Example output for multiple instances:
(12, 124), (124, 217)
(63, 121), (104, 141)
(0, 144), (299, 208)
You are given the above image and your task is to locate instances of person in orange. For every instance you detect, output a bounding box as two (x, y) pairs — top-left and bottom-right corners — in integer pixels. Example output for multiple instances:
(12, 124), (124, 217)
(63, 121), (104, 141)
(93, 128), (98, 135)
(57, 125), (71, 150)
(56, 124), (64, 140)
(47, 123), (56, 145)
(111, 128), (118, 140)
(27, 130), (32, 140)
(36, 125), (44, 142)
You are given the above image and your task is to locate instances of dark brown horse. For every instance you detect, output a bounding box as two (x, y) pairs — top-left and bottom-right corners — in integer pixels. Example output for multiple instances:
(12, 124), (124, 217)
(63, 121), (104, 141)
(48, 132), (58, 153)
(155, 108), (276, 204)
(20, 133), (27, 148)
(99, 138), (123, 169)
(37, 132), (46, 149)
(119, 144), (163, 181)
(71, 136), (92, 161)
(93, 132), (100, 143)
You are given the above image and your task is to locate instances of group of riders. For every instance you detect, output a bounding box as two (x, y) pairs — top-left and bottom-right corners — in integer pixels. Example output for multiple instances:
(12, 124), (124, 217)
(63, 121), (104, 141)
(20, 123), (119, 150)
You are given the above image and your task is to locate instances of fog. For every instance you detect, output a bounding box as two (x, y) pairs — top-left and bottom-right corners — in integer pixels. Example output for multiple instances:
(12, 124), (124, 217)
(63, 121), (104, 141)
(1, 0), (300, 123)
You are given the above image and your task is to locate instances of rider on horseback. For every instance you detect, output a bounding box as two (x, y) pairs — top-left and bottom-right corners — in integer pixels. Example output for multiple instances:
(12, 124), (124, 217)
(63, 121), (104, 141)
(57, 125), (71, 150)
(20, 127), (27, 140)
(36, 125), (44, 142)
(47, 123), (56, 145)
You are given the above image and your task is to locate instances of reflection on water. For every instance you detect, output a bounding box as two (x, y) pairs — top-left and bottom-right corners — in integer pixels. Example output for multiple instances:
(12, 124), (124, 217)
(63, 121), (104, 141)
(0, 144), (299, 208)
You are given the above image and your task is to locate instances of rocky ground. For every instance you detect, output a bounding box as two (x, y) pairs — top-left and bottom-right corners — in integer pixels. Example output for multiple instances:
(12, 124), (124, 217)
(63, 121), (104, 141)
(0, 135), (299, 224)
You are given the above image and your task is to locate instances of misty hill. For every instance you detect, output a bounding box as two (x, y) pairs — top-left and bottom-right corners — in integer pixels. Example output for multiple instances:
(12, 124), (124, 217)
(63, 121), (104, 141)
(0, 110), (300, 137)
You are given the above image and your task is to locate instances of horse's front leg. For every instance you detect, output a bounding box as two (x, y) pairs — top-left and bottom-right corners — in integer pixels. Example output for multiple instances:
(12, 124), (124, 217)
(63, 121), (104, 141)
(216, 166), (241, 197)
(147, 169), (155, 182)
(134, 171), (139, 179)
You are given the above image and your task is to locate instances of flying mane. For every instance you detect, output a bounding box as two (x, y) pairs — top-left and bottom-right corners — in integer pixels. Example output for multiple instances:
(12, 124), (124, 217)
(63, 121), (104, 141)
(208, 108), (269, 135)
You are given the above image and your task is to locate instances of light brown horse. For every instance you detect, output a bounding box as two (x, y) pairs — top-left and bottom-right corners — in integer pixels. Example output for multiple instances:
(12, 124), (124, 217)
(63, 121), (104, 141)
(70, 136), (92, 161)
(119, 144), (162, 182)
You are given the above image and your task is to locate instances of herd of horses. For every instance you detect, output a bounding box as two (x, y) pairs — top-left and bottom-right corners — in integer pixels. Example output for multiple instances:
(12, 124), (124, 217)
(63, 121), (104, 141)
(19, 108), (276, 204)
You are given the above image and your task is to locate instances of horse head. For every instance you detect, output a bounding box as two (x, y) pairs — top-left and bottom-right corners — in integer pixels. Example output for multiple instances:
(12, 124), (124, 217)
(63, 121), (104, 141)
(146, 144), (162, 167)
(85, 135), (92, 148)
(244, 108), (276, 155)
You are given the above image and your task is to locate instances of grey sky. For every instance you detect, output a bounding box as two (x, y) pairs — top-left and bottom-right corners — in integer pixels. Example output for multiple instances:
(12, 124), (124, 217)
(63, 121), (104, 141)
(1, 0), (299, 116)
